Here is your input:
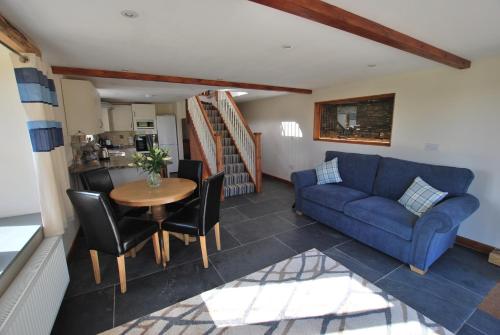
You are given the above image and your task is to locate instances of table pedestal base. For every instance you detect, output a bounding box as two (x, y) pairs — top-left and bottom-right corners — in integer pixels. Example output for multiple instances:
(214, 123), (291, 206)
(151, 205), (197, 243)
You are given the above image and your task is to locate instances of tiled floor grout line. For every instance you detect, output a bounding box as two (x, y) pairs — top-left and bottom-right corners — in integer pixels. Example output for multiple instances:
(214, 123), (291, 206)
(374, 264), (405, 284)
(272, 236), (301, 255)
(429, 270), (484, 300)
(455, 308), (482, 335)
(208, 259), (227, 284)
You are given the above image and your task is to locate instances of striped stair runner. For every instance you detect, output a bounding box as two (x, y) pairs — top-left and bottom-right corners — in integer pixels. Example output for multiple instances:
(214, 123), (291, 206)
(202, 101), (255, 197)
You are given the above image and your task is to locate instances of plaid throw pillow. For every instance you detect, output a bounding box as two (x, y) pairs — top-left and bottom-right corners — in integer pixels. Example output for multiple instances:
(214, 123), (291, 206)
(398, 177), (448, 216)
(315, 158), (342, 185)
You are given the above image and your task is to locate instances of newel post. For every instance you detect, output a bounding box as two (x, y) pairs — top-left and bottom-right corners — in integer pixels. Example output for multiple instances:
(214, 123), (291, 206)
(254, 132), (262, 193)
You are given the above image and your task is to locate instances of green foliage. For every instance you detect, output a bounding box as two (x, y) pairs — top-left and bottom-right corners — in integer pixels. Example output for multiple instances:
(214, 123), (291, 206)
(129, 146), (170, 174)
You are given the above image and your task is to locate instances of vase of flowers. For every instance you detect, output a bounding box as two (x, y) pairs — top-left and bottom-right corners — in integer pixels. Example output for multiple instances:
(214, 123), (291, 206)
(129, 146), (171, 188)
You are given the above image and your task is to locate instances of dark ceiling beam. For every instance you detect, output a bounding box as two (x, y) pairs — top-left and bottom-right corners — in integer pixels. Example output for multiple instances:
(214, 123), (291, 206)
(249, 0), (471, 69)
(51, 66), (313, 94)
(0, 13), (41, 56)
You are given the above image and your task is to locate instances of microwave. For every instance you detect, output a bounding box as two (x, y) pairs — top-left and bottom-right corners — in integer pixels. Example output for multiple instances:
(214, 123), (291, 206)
(134, 119), (156, 132)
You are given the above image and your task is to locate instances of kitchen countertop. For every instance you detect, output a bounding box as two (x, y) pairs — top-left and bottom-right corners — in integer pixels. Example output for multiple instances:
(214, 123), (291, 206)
(68, 156), (136, 174)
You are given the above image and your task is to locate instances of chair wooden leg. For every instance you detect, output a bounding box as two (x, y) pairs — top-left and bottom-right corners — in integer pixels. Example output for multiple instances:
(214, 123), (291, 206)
(184, 234), (190, 246)
(410, 265), (427, 275)
(162, 231), (170, 267)
(130, 248), (137, 258)
(89, 250), (101, 284)
(152, 232), (161, 265)
(214, 223), (221, 251)
(117, 255), (127, 293)
(199, 236), (208, 268)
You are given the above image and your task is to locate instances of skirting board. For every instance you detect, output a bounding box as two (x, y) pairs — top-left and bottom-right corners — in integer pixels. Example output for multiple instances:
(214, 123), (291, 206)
(488, 249), (500, 266)
(264, 172), (496, 257)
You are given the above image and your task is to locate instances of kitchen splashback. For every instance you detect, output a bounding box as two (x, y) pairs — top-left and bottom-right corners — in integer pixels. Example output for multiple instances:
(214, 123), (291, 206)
(99, 131), (135, 146)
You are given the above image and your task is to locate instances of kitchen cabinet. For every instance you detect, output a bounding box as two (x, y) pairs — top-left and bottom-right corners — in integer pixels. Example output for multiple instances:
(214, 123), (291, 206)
(100, 107), (111, 132)
(132, 104), (156, 119)
(61, 79), (102, 135)
(109, 105), (133, 131)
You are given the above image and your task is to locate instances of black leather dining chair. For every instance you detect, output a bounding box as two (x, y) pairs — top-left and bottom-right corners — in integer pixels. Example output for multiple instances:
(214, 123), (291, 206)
(165, 160), (203, 244)
(161, 172), (224, 268)
(67, 189), (161, 293)
(80, 167), (148, 218)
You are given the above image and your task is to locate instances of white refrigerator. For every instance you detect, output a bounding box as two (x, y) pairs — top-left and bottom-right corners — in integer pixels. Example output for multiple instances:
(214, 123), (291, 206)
(156, 115), (179, 174)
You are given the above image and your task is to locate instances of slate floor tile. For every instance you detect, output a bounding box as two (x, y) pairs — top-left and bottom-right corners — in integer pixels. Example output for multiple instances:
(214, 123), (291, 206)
(114, 260), (224, 326)
(235, 198), (291, 219)
(276, 209), (315, 227)
(457, 324), (488, 335)
(221, 195), (252, 209)
(275, 223), (350, 253)
(430, 246), (500, 296)
(209, 237), (297, 282)
(51, 287), (114, 335)
(467, 309), (500, 335)
(323, 247), (385, 282)
(166, 226), (240, 267)
(223, 213), (297, 244)
(377, 267), (480, 333)
(336, 240), (402, 277)
(220, 207), (249, 226)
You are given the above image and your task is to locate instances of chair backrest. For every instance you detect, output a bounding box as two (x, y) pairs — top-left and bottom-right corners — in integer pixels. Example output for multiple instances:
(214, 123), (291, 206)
(80, 168), (114, 194)
(198, 172), (224, 235)
(178, 160), (203, 199)
(66, 189), (123, 256)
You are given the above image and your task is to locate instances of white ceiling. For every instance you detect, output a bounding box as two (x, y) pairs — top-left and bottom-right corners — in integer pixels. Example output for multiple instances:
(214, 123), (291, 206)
(2, 0), (500, 103)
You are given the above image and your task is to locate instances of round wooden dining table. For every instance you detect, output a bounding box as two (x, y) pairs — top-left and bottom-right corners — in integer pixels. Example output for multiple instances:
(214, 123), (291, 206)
(110, 177), (197, 264)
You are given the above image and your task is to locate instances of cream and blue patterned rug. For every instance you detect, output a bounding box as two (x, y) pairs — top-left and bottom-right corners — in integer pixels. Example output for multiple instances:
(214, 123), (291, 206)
(102, 249), (451, 334)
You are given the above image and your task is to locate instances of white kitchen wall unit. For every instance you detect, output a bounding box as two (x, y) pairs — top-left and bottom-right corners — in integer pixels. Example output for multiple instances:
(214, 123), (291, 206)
(132, 104), (156, 119)
(109, 105), (133, 131)
(61, 79), (102, 135)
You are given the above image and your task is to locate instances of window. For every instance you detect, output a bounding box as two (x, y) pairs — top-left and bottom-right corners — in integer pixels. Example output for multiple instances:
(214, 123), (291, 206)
(314, 93), (395, 146)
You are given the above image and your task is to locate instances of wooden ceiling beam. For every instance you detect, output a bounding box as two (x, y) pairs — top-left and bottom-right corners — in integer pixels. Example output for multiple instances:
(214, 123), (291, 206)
(0, 13), (41, 56)
(249, 0), (471, 69)
(51, 66), (313, 94)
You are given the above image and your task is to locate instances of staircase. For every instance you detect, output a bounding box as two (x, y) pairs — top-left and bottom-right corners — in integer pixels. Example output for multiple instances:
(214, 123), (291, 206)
(202, 101), (255, 197)
(186, 91), (262, 198)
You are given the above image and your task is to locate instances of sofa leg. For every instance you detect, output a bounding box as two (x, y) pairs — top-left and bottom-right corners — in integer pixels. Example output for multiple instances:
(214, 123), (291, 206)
(295, 210), (303, 216)
(410, 265), (427, 275)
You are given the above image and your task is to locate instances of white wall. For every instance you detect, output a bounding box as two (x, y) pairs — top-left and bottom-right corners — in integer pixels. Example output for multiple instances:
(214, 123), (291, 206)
(240, 56), (500, 248)
(0, 47), (40, 217)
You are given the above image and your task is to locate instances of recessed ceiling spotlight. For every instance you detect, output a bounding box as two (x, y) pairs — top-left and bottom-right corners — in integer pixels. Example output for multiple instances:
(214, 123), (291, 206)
(282, 44), (293, 49)
(145, 94), (153, 98)
(121, 10), (139, 19)
(367, 64), (377, 68)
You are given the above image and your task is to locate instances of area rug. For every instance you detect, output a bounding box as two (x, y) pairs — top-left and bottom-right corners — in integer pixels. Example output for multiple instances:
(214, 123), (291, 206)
(102, 249), (451, 334)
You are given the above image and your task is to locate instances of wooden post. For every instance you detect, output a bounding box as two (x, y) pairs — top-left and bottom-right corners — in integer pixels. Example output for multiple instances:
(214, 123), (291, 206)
(215, 133), (224, 200)
(254, 132), (262, 193)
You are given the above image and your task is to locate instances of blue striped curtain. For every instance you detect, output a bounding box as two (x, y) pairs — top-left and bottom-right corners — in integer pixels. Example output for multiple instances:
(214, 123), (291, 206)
(11, 54), (72, 236)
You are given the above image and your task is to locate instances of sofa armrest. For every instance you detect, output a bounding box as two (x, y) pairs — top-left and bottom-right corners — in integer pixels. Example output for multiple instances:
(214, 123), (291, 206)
(411, 194), (479, 270)
(290, 169), (317, 212)
(291, 169), (317, 191)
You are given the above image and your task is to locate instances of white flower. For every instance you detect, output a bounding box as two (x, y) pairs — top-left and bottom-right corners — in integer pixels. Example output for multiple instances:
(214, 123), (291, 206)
(147, 156), (153, 161)
(162, 156), (172, 161)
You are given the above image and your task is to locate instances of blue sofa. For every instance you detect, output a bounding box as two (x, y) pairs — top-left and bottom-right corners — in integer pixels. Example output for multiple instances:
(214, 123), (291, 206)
(291, 151), (480, 274)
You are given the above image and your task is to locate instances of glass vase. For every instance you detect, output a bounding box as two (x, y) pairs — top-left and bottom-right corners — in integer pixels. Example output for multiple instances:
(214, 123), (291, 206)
(147, 172), (161, 188)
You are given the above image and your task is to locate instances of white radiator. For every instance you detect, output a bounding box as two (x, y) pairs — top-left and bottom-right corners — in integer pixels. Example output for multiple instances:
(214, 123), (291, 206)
(0, 236), (69, 335)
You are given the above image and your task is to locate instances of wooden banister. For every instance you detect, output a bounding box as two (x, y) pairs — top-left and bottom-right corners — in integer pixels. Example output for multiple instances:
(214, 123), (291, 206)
(225, 92), (256, 143)
(254, 132), (262, 193)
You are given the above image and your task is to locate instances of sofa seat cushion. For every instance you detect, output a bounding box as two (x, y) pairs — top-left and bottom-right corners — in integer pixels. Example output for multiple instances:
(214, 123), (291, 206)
(302, 184), (369, 212)
(344, 196), (418, 241)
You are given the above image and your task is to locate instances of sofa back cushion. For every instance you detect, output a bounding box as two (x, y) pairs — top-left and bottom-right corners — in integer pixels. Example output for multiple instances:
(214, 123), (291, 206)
(373, 157), (474, 200)
(324, 151), (381, 194)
